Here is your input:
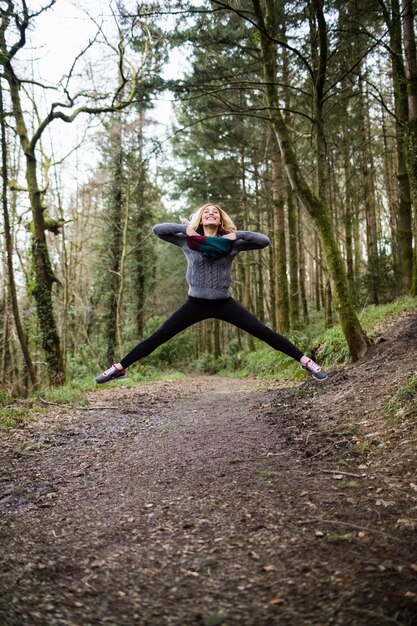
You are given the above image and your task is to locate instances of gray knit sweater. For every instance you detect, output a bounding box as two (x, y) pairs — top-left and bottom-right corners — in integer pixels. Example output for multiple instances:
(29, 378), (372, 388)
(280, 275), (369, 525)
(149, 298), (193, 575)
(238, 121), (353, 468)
(153, 223), (270, 299)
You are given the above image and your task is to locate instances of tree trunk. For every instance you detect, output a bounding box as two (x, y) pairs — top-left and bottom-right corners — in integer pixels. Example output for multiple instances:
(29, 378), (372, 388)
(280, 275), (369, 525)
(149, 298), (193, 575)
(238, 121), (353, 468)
(271, 148), (290, 332)
(252, 0), (369, 360)
(0, 77), (37, 388)
(267, 199), (277, 330)
(297, 202), (309, 323)
(133, 114), (147, 339)
(287, 189), (300, 329)
(1, 54), (64, 385)
(401, 0), (417, 294)
(358, 75), (380, 304)
(387, 0), (414, 291)
(240, 152), (255, 351)
(104, 122), (124, 365)
(381, 107), (401, 288)
(342, 117), (355, 295)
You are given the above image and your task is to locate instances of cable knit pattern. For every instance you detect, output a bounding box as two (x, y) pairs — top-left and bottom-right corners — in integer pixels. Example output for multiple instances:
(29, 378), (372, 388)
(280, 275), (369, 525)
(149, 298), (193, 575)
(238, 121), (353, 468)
(152, 223), (270, 299)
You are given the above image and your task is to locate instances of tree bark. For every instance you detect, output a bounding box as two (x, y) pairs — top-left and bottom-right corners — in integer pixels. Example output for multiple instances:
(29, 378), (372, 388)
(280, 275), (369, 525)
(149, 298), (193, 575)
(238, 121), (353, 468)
(0, 77), (37, 388)
(358, 75), (380, 304)
(271, 148), (290, 333)
(287, 188), (300, 328)
(401, 0), (417, 294)
(297, 201), (309, 323)
(1, 63), (64, 384)
(104, 122), (124, 365)
(384, 0), (414, 291)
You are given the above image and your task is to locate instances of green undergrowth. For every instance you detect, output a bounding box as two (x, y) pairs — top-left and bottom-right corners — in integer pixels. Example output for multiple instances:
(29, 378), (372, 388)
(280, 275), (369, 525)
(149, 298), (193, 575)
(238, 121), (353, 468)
(384, 373), (417, 422)
(1, 296), (416, 430)
(193, 295), (417, 380)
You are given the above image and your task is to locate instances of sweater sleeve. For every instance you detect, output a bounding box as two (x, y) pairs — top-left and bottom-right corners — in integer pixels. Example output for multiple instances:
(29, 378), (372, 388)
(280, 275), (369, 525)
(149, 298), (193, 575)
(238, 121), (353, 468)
(233, 230), (270, 251)
(152, 223), (187, 247)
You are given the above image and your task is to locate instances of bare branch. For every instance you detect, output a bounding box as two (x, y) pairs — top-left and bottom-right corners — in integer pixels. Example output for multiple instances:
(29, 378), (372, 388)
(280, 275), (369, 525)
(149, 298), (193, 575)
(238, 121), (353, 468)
(20, 78), (58, 91)
(6, 0), (30, 62)
(29, 65), (138, 152)
(62, 29), (102, 104)
(27, 0), (57, 20)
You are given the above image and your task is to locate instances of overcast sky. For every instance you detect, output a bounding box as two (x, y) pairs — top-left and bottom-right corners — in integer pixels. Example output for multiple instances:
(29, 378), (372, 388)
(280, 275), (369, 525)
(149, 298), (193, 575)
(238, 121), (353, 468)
(15, 0), (178, 195)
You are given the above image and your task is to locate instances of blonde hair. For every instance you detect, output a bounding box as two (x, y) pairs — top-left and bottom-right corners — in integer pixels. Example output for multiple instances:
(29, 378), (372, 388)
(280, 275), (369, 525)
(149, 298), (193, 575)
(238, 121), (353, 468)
(187, 203), (237, 232)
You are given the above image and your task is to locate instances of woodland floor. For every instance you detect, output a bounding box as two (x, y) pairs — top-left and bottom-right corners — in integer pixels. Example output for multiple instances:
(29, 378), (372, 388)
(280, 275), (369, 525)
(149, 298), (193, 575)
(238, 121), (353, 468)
(1, 313), (417, 626)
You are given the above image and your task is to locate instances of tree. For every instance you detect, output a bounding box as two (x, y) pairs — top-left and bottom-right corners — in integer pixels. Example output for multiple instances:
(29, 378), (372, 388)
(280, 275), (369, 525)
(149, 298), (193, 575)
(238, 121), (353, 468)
(0, 76), (36, 388)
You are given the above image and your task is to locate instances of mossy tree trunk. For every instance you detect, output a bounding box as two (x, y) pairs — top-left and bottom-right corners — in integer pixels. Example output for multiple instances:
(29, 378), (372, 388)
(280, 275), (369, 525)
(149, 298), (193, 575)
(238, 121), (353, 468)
(0, 52), (65, 384)
(0, 76), (37, 388)
(252, 0), (370, 361)
(103, 122), (124, 365)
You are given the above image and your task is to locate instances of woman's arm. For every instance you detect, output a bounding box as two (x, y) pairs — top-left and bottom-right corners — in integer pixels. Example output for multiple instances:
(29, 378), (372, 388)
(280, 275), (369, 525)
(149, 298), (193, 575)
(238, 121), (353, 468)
(233, 230), (270, 251)
(152, 223), (187, 247)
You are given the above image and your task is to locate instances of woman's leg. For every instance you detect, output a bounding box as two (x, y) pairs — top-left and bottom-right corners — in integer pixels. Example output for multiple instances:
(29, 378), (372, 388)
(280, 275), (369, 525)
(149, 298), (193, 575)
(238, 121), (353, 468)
(214, 298), (304, 361)
(120, 298), (207, 369)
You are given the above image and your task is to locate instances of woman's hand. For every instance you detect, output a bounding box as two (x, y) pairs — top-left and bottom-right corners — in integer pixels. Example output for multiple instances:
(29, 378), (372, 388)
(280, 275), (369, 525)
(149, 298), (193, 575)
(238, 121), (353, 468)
(222, 232), (237, 240)
(186, 226), (198, 236)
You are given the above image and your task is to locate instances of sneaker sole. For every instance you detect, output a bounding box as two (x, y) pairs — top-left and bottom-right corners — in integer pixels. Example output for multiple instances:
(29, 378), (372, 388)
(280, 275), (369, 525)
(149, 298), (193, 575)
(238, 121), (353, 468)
(95, 374), (127, 384)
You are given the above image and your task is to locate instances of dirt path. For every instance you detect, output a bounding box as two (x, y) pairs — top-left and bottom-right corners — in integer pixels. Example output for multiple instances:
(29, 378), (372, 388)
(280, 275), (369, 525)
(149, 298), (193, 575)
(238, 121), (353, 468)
(1, 312), (417, 626)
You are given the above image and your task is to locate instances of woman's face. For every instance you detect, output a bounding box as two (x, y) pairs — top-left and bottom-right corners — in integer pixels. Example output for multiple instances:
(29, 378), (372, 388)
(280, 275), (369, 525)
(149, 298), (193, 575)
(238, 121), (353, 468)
(201, 206), (221, 227)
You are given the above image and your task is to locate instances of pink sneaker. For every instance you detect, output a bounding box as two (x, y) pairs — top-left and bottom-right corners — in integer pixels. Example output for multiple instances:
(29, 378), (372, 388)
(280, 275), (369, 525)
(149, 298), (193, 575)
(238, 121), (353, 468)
(300, 358), (328, 381)
(95, 364), (126, 384)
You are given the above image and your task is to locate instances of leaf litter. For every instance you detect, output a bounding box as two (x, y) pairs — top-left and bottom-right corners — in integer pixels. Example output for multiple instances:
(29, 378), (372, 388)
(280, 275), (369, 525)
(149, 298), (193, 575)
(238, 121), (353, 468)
(1, 314), (417, 625)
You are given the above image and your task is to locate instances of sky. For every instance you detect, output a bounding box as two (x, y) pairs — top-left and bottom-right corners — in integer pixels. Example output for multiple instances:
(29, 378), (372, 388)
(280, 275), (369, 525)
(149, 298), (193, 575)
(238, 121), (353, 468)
(13, 0), (179, 194)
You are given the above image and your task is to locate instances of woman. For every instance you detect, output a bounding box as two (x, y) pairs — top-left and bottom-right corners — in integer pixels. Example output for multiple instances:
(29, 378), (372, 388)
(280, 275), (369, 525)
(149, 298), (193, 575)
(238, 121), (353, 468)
(96, 203), (328, 383)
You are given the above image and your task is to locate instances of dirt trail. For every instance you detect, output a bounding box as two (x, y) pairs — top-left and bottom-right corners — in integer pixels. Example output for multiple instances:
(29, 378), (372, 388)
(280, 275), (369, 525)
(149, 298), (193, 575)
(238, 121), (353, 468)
(1, 312), (417, 626)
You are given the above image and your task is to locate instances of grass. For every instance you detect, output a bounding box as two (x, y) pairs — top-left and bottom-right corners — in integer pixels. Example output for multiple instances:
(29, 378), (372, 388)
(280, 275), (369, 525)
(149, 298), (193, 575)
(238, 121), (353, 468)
(259, 469), (279, 479)
(0, 407), (26, 430)
(384, 373), (417, 422)
(203, 613), (227, 626)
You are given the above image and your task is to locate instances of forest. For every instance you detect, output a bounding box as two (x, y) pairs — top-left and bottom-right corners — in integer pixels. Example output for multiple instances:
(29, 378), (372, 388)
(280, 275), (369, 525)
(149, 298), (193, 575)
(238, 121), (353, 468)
(1, 0), (417, 394)
(2, 3), (417, 625)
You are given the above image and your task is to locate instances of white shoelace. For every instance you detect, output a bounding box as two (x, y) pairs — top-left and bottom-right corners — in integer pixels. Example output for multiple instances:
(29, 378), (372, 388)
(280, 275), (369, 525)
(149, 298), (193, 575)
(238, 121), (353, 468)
(305, 359), (321, 372)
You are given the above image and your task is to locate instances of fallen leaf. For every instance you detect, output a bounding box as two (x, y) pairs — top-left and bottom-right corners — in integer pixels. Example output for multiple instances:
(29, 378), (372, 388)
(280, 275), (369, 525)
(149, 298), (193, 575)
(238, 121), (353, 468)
(270, 596), (285, 605)
(396, 518), (417, 531)
(263, 564), (277, 572)
(404, 591), (417, 601)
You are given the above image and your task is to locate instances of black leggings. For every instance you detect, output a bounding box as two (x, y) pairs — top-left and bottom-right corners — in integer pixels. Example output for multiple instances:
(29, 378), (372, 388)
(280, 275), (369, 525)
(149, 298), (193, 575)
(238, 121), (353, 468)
(120, 297), (304, 368)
